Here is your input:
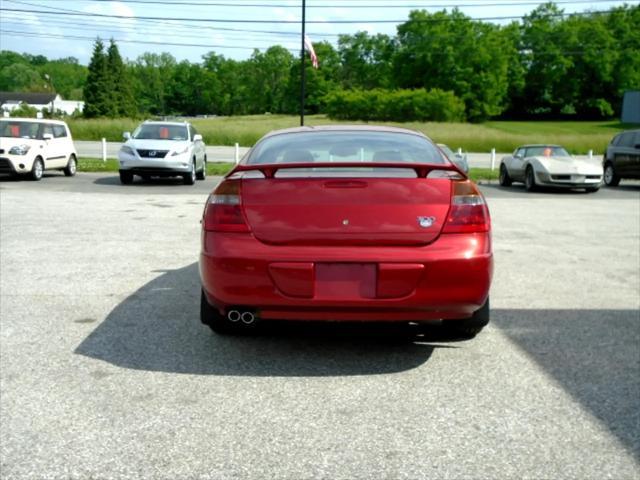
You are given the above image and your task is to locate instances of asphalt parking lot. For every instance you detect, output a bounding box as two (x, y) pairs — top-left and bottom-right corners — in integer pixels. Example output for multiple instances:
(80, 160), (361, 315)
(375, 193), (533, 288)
(1, 173), (639, 479)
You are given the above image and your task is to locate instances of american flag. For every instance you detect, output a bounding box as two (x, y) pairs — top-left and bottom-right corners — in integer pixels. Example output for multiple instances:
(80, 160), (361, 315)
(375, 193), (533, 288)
(304, 35), (319, 69)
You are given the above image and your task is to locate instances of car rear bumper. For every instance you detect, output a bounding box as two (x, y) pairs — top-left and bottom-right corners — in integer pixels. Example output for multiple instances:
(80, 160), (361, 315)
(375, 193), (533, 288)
(200, 232), (493, 321)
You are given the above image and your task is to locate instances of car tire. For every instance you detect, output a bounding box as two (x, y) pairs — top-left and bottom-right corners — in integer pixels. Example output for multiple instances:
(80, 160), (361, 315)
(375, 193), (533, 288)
(603, 162), (620, 187)
(525, 166), (537, 192)
(443, 297), (490, 338)
(183, 160), (196, 185)
(119, 170), (134, 185)
(63, 155), (77, 177)
(30, 157), (44, 181)
(499, 164), (512, 187)
(196, 156), (206, 180)
(200, 290), (236, 335)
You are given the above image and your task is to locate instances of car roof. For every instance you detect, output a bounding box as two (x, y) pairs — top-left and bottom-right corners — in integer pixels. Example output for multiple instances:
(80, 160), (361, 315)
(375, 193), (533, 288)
(0, 117), (68, 126)
(518, 144), (564, 148)
(261, 125), (428, 140)
(143, 120), (189, 126)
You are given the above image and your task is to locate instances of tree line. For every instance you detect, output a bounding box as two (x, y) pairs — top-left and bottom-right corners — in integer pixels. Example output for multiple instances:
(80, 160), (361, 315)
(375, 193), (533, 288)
(1, 3), (638, 122)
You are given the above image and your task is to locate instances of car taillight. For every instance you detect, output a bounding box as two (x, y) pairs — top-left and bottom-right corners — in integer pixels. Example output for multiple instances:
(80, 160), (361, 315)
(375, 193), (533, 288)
(203, 179), (250, 232)
(442, 180), (490, 233)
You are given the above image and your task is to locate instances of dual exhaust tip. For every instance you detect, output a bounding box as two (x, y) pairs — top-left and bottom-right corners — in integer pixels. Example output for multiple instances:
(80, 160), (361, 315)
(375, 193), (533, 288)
(227, 309), (256, 325)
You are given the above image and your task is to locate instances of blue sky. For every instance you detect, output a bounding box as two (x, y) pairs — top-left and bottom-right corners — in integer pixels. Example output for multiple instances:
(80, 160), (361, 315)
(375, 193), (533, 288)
(0, 0), (636, 64)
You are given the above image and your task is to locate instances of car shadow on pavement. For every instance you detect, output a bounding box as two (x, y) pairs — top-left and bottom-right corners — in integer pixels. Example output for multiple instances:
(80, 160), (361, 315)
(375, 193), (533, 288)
(93, 176), (190, 187)
(75, 263), (462, 378)
(75, 263), (640, 457)
(493, 308), (640, 460)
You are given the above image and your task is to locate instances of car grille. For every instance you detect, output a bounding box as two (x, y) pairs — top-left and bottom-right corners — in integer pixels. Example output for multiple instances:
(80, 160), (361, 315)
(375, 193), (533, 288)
(0, 158), (14, 172)
(0, 149), (4, 154)
(551, 175), (571, 180)
(586, 175), (601, 179)
(136, 149), (169, 158)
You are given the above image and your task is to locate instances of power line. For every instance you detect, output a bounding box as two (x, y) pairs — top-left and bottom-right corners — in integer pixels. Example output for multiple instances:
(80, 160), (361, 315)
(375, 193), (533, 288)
(0, 28), (301, 52)
(35, 0), (632, 7)
(0, 6), (617, 23)
(0, 11), (317, 43)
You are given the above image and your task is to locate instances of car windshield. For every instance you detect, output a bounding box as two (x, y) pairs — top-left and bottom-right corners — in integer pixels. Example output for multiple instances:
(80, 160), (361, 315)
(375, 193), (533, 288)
(0, 120), (41, 139)
(133, 124), (188, 141)
(248, 131), (446, 165)
(526, 146), (570, 158)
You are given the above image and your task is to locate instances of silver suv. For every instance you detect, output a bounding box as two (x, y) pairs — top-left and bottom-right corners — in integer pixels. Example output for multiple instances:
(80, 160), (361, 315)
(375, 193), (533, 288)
(118, 120), (207, 185)
(603, 129), (640, 186)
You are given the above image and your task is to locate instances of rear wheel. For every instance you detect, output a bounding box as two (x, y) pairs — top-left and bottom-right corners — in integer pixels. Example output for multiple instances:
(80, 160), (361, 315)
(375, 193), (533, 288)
(443, 298), (490, 338)
(183, 160), (196, 185)
(119, 170), (134, 185)
(30, 157), (44, 181)
(196, 156), (207, 180)
(603, 162), (620, 187)
(63, 155), (77, 177)
(525, 166), (537, 192)
(499, 164), (512, 186)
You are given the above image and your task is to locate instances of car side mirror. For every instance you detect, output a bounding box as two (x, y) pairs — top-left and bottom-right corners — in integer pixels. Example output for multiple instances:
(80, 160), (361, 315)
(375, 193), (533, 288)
(123, 132), (131, 140)
(42, 133), (53, 141)
(193, 134), (203, 142)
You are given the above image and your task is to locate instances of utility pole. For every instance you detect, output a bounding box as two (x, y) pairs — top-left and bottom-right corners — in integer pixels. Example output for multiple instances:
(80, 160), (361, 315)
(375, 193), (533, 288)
(300, 0), (306, 126)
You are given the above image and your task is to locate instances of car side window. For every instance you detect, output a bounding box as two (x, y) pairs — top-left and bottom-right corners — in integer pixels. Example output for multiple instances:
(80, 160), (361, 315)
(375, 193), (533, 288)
(190, 125), (198, 141)
(515, 148), (525, 158)
(618, 133), (635, 148)
(52, 125), (67, 138)
(41, 124), (54, 138)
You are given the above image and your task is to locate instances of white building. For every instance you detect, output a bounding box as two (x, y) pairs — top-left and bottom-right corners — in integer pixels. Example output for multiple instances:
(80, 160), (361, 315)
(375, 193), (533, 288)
(0, 92), (84, 116)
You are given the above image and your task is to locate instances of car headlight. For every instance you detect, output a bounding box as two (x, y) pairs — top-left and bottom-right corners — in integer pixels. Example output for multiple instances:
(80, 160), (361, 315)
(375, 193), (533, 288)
(171, 146), (189, 156)
(9, 145), (30, 155)
(120, 145), (135, 156)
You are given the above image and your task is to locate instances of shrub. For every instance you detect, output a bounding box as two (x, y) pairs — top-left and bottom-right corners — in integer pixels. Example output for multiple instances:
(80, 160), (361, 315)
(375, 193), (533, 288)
(324, 88), (466, 122)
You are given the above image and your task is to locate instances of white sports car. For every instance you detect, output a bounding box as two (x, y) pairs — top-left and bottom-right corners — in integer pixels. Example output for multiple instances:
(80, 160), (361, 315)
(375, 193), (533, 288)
(499, 144), (602, 192)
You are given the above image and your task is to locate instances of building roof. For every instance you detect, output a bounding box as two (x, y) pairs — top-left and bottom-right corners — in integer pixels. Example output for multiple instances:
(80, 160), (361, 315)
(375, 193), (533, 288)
(0, 92), (57, 105)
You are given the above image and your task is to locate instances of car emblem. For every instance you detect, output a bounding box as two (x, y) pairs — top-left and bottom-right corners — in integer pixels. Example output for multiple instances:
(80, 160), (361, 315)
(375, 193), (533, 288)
(418, 216), (436, 228)
(149, 150), (157, 157)
(342, 219), (349, 226)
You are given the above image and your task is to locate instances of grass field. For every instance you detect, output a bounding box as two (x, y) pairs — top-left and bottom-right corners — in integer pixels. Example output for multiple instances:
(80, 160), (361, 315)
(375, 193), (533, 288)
(78, 157), (499, 181)
(67, 115), (636, 154)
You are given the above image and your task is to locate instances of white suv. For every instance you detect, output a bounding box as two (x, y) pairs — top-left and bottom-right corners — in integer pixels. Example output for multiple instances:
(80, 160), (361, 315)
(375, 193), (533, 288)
(0, 118), (77, 181)
(118, 120), (207, 185)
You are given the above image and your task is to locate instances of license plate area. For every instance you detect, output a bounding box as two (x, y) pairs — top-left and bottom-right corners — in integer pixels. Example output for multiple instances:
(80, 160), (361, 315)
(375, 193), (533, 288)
(315, 263), (376, 300)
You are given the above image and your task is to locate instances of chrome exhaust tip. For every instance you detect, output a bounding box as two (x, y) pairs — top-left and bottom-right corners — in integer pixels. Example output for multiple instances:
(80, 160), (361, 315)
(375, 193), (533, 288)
(227, 310), (241, 323)
(241, 312), (255, 325)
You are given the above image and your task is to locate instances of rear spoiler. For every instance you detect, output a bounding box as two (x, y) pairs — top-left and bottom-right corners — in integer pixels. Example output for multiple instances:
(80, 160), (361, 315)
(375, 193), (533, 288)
(229, 162), (465, 179)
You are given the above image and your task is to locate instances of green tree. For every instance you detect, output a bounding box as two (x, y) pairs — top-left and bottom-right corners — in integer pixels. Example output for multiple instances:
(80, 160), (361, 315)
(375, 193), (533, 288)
(38, 57), (88, 100)
(106, 39), (136, 117)
(338, 32), (396, 89)
(83, 38), (109, 117)
(0, 63), (44, 92)
(394, 9), (515, 121)
(131, 52), (176, 115)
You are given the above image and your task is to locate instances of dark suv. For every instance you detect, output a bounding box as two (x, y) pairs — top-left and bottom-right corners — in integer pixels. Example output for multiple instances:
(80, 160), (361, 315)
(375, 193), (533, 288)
(603, 129), (640, 186)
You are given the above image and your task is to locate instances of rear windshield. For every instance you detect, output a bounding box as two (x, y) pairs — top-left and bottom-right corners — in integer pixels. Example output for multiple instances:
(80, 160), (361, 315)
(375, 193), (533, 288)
(247, 131), (446, 165)
(133, 124), (188, 141)
(0, 121), (42, 139)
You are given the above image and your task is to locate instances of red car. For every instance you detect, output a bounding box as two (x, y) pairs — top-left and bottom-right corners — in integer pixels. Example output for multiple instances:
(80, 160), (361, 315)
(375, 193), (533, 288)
(200, 126), (493, 337)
